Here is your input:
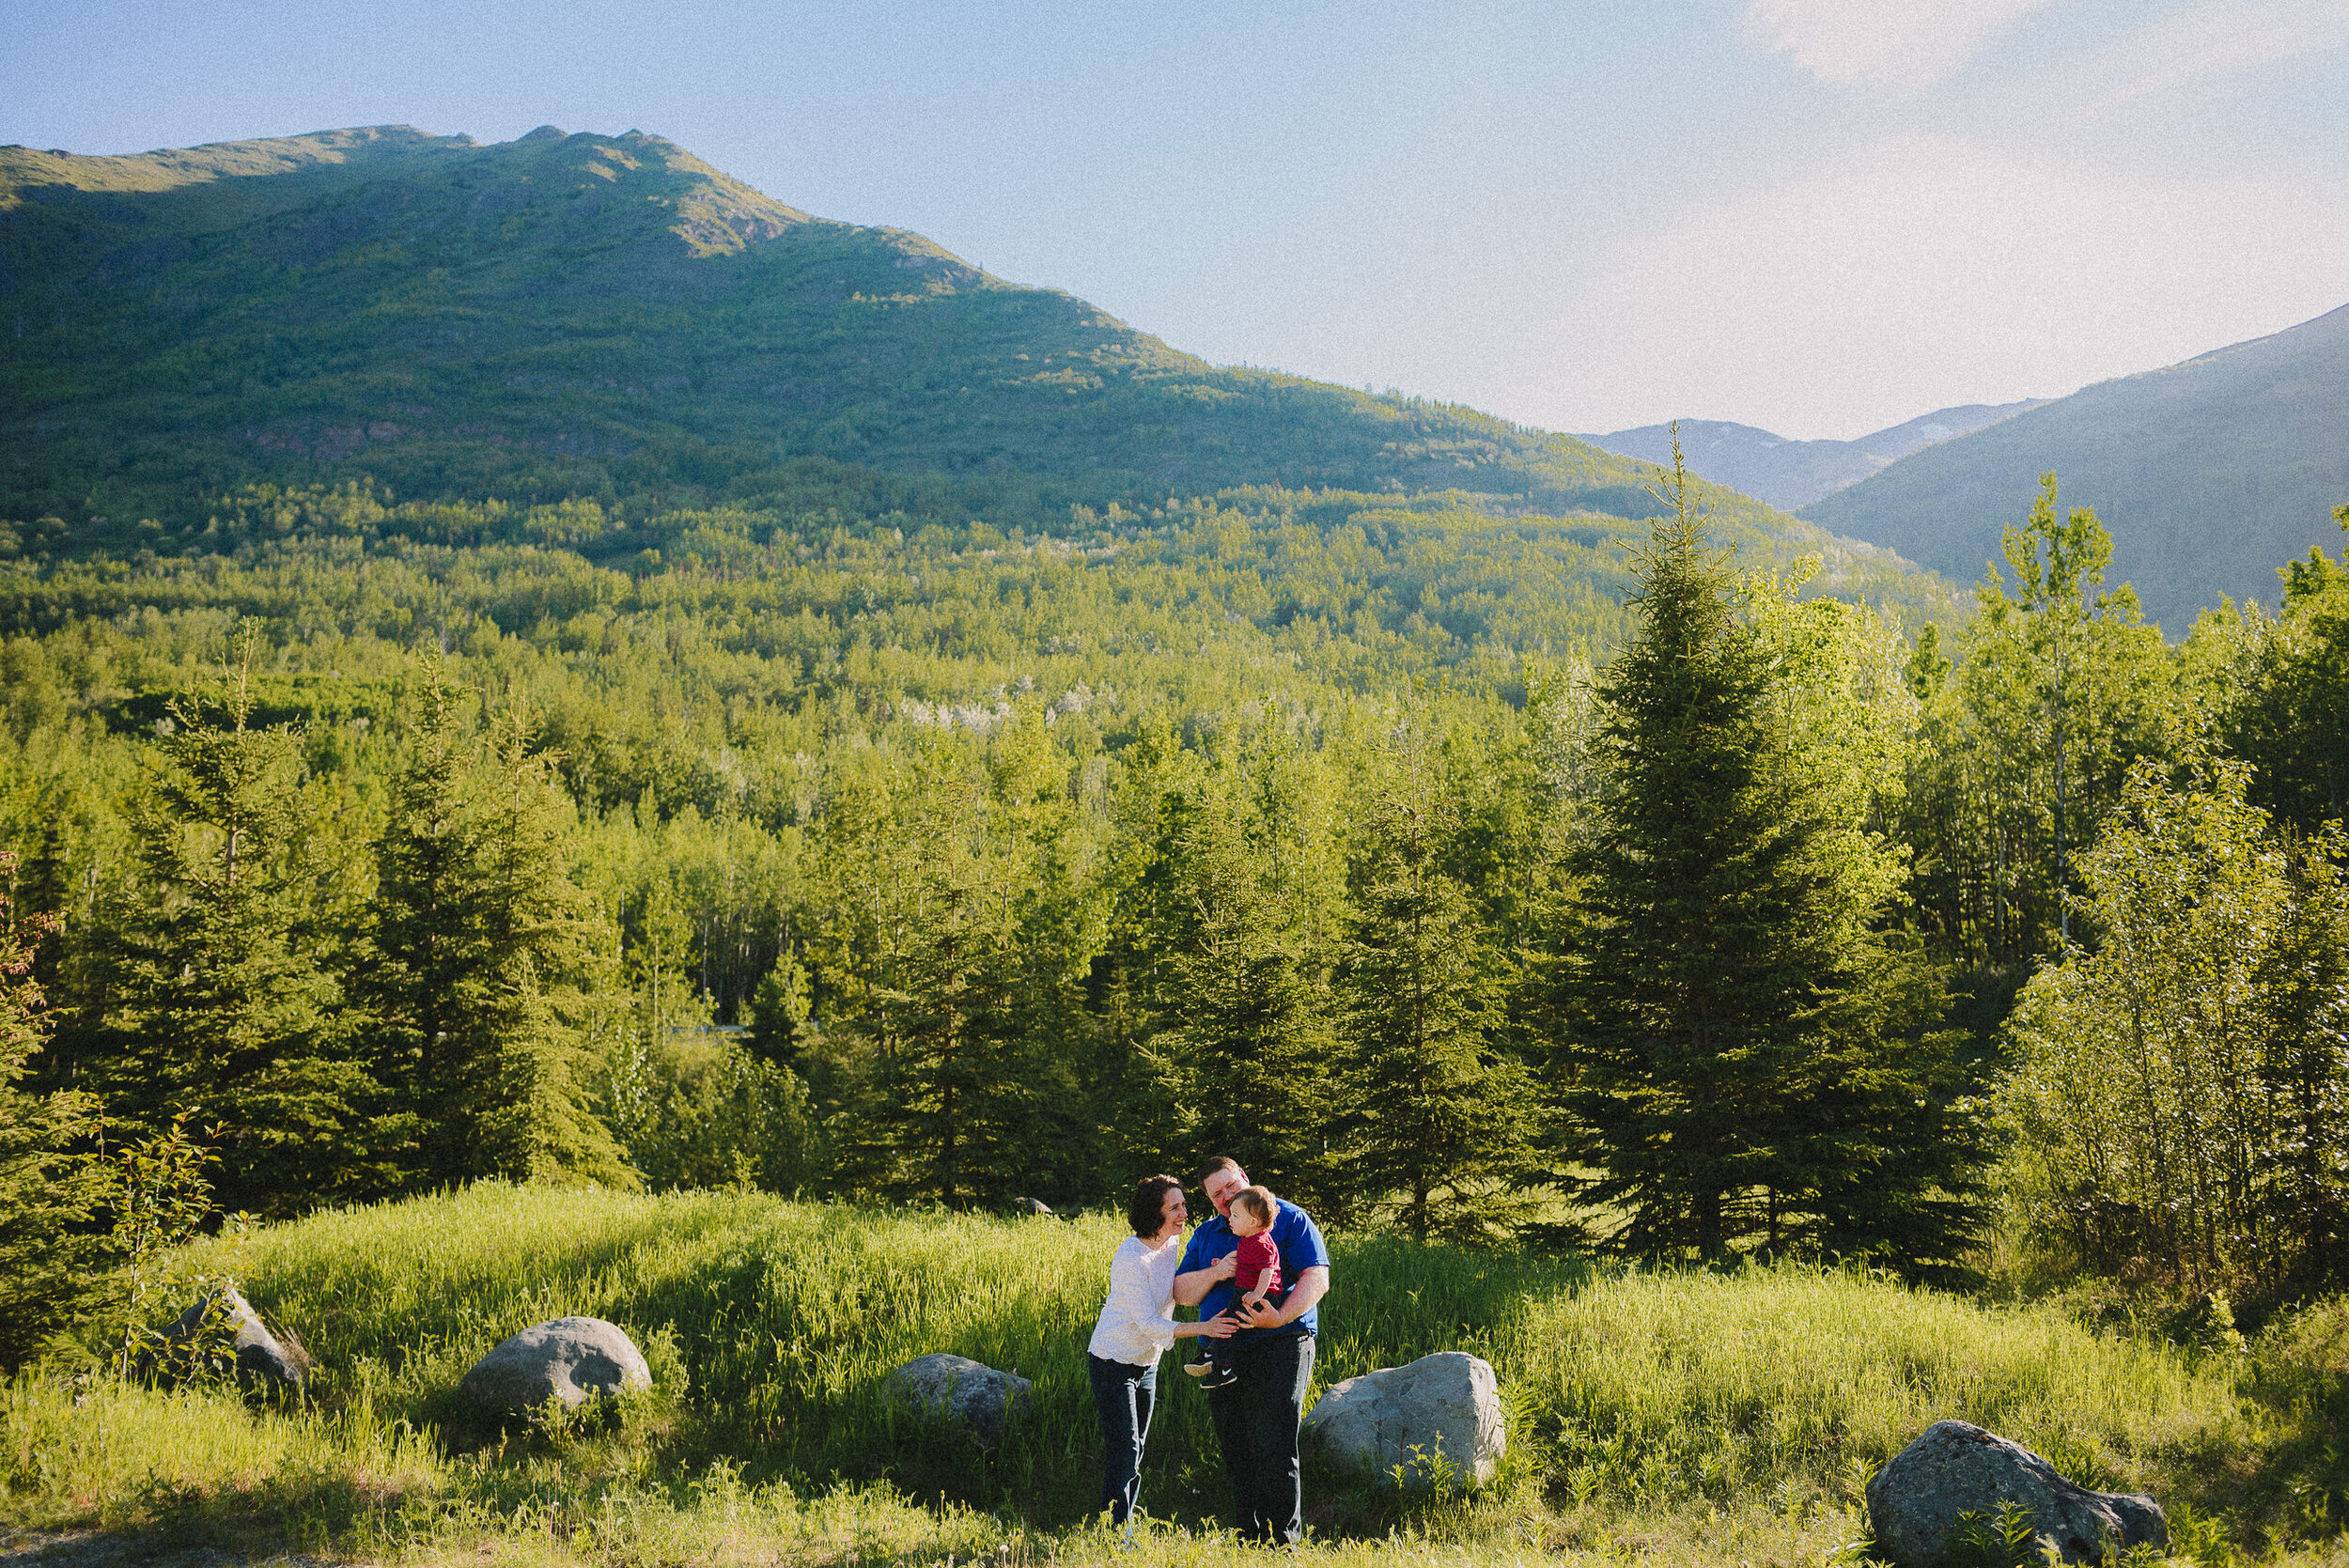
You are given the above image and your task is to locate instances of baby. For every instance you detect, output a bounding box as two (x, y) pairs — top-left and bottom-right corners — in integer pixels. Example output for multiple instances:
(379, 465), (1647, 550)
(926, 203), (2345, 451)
(1186, 1184), (1282, 1389)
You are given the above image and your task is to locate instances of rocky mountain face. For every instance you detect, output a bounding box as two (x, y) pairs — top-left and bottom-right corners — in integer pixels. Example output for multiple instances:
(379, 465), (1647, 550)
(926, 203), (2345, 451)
(1801, 306), (2349, 629)
(1579, 400), (2046, 513)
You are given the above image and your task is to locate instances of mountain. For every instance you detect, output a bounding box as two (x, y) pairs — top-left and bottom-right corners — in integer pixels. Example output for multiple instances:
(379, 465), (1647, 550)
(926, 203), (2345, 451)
(1802, 306), (2349, 629)
(1578, 401), (2047, 512)
(0, 123), (1941, 613)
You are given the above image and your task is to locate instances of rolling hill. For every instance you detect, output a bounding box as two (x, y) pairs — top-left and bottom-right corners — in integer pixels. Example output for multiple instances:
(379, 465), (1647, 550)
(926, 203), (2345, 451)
(1579, 401), (2046, 513)
(1802, 305), (2349, 629)
(0, 123), (1932, 612)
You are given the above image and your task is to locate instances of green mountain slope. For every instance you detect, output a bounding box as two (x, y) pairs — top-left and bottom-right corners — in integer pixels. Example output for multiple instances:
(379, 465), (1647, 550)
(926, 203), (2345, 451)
(1802, 305), (2349, 628)
(0, 123), (1930, 609)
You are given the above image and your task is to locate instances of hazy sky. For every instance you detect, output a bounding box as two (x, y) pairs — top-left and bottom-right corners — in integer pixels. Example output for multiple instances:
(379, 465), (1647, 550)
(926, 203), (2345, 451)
(6, 0), (2346, 439)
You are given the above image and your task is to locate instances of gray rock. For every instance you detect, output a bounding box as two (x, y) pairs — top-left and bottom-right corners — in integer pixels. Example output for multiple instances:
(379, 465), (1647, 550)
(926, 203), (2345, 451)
(1300, 1350), (1505, 1488)
(884, 1352), (1034, 1447)
(166, 1286), (307, 1389)
(1866, 1421), (2167, 1566)
(458, 1317), (650, 1413)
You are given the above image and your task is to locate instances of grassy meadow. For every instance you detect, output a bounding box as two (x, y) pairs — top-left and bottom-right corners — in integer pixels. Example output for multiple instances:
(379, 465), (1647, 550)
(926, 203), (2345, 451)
(8, 1186), (2349, 1565)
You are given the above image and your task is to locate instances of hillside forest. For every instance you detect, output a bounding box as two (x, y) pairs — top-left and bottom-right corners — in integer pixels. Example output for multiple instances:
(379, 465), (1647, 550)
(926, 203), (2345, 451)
(4, 443), (2348, 1367)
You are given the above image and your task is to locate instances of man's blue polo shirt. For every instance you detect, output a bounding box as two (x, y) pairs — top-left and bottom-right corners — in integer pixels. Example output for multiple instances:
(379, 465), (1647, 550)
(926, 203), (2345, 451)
(1179, 1197), (1330, 1347)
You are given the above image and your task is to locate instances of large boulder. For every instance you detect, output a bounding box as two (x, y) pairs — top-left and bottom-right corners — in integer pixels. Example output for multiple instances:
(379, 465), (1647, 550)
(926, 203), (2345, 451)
(884, 1353), (1034, 1448)
(165, 1286), (308, 1389)
(1300, 1350), (1505, 1488)
(459, 1317), (650, 1414)
(1866, 1421), (2167, 1566)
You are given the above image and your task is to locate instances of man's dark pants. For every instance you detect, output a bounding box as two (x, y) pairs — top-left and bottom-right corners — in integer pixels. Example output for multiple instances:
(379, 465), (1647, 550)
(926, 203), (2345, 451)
(1204, 1331), (1315, 1544)
(1088, 1352), (1158, 1524)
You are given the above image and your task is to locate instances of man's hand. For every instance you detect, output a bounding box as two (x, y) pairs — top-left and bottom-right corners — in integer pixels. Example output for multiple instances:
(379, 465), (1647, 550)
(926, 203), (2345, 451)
(1242, 1265), (1330, 1329)
(1172, 1250), (1237, 1307)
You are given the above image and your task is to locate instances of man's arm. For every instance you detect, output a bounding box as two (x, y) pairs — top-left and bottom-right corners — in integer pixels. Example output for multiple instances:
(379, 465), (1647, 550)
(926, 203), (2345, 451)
(1173, 1250), (1236, 1307)
(1239, 1264), (1328, 1328)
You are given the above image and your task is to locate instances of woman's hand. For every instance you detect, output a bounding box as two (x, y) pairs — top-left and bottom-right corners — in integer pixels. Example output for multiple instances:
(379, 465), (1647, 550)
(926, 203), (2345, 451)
(1198, 1311), (1239, 1340)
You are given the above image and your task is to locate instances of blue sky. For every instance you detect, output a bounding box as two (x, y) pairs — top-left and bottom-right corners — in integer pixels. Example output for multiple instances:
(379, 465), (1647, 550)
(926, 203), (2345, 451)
(6, 0), (2345, 439)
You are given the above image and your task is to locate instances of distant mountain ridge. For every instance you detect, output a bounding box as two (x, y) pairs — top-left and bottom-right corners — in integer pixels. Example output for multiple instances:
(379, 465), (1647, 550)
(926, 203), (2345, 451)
(0, 122), (1933, 619)
(1578, 401), (2047, 512)
(1801, 304), (2349, 629)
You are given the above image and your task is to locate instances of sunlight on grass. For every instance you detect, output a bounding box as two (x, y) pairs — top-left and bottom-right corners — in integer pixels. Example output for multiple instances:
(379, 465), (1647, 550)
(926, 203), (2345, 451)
(3, 1186), (2341, 1564)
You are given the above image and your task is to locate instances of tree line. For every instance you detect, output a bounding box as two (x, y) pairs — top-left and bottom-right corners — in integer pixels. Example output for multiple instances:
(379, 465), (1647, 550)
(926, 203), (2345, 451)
(7, 465), (2349, 1361)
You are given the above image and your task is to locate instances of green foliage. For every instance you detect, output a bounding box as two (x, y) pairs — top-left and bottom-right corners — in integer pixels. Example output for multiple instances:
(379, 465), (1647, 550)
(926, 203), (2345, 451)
(0, 853), (105, 1365)
(86, 1109), (236, 1380)
(1556, 448), (1985, 1273)
(1557, 452), (1789, 1258)
(2208, 504), (2349, 831)
(1899, 476), (2175, 965)
(365, 655), (631, 1187)
(77, 623), (397, 1213)
(602, 1029), (816, 1194)
(1997, 749), (2349, 1300)
(1337, 717), (1542, 1244)
(1120, 728), (1349, 1213)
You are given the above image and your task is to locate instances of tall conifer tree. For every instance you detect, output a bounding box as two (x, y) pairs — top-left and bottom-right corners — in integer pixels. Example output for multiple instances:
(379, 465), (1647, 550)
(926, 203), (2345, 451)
(1140, 812), (1340, 1209)
(1556, 445), (1983, 1268)
(1338, 728), (1539, 1243)
(89, 623), (396, 1213)
(367, 662), (631, 1188)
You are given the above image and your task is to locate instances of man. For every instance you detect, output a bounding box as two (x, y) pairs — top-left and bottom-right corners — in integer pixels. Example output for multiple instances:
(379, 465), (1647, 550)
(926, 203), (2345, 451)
(1173, 1154), (1331, 1545)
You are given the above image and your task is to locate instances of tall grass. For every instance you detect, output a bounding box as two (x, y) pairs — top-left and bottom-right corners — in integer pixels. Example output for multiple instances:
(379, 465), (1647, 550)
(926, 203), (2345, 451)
(0, 1185), (2324, 1563)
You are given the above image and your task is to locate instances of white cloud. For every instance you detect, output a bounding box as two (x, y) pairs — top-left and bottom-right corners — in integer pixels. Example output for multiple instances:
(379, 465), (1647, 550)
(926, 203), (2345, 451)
(2061, 0), (2349, 107)
(1534, 135), (2349, 438)
(1740, 0), (2058, 94)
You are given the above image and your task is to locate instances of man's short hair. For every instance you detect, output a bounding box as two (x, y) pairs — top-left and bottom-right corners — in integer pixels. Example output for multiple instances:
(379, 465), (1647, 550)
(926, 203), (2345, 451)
(1128, 1174), (1183, 1239)
(1195, 1155), (1242, 1190)
(1230, 1184), (1277, 1229)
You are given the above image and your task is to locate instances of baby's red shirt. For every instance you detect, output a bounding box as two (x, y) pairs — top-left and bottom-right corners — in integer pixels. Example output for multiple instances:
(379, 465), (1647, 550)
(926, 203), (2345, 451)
(1234, 1230), (1282, 1296)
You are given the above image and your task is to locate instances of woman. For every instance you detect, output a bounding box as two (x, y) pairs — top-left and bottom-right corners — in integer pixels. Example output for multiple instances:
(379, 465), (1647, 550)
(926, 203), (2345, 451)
(1087, 1173), (1235, 1525)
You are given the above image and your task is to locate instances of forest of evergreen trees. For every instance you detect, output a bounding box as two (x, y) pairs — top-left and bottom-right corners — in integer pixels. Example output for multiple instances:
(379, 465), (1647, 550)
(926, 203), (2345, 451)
(5, 464), (2349, 1362)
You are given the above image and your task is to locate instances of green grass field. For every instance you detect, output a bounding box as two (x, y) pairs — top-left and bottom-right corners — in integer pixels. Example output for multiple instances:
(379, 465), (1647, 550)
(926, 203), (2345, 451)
(7, 1186), (2349, 1565)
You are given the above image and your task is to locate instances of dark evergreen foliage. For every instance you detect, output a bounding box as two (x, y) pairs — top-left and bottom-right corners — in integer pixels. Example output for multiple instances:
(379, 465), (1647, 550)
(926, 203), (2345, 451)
(1138, 811), (1339, 1214)
(78, 625), (397, 1215)
(1337, 726), (1541, 1244)
(1555, 448), (1986, 1272)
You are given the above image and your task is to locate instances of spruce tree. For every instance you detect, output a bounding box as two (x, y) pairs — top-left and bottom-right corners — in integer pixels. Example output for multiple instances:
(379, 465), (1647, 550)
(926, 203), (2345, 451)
(1140, 811), (1342, 1213)
(1338, 727), (1539, 1244)
(863, 873), (1024, 1208)
(1555, 448), (1981, 1265)
(90, 623), (396, 1214)
(472, 706), (635, 1183)
(366, 657), (484, 1186)
(367, 663), (632, 1188)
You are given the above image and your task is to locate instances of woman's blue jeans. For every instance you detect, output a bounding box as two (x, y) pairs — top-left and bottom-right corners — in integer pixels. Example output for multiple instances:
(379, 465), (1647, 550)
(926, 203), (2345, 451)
(1088, 1352), (1158, 1524)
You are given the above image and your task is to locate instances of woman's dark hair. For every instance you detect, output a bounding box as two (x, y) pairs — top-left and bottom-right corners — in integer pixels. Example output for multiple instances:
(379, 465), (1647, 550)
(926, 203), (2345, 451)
(1128, 1174), (1183, 1238)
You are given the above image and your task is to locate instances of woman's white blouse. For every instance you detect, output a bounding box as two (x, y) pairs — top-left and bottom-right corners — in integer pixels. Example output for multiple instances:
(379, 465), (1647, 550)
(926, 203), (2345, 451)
(1087, 1234), (1181, 1366)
